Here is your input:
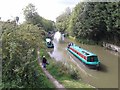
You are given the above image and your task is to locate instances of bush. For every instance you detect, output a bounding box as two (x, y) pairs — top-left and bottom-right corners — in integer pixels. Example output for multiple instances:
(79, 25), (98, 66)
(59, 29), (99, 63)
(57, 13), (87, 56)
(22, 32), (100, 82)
(1, 22), (54, 88)
(47, 60), (80, 81)
(69, 69), (80, 80)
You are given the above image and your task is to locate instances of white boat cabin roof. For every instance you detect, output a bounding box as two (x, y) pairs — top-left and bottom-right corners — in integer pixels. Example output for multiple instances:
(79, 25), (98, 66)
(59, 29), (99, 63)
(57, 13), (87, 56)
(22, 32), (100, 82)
(46, 38), (51, 42)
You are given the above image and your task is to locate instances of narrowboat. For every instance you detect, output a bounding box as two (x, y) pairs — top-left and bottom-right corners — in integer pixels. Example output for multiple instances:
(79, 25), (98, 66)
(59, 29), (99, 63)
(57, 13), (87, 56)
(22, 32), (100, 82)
(67, 43), (100, 69)
(45, 38), (54, 48)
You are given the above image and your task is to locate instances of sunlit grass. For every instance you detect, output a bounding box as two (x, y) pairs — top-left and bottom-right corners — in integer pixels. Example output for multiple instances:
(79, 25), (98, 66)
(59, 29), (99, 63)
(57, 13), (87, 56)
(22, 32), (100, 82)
(61, 79), (93, 89)
(46, 58), (93, 89)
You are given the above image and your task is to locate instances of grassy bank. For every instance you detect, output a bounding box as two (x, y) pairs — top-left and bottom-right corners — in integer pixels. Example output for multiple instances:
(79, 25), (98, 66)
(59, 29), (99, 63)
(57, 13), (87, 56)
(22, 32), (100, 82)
(69, 36), (120, 53)
(76, 37), (120, 47)
(39, 48), (94, 89)
(47, 61), (93, 89)
(69, 36), (102, 46)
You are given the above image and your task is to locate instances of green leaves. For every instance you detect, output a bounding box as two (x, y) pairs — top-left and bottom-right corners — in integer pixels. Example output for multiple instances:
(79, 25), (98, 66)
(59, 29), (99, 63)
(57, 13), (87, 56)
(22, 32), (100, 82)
(56, 7), (71, 33)
(1, 21), (53, 88)
(57, 2), (119, 45)
(23, 3), (54, 32)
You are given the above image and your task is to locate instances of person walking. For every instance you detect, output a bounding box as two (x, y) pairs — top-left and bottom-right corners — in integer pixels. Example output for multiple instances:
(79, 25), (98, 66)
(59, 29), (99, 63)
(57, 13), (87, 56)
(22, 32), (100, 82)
(42, 56), (48, 68)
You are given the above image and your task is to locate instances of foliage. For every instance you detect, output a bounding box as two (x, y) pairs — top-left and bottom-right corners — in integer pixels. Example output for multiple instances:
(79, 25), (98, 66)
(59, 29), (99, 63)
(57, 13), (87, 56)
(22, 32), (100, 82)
(56, 7), (71, 33)
(56, 2), (120, 45)
(1, 21), (54, 88)
(23, 3), (55, 32)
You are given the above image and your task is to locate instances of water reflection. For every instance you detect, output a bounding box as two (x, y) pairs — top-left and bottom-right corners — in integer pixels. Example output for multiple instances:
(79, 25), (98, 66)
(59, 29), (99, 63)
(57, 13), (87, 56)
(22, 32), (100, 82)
(99, 63), (108, 72)
(54, 31), (61, 42)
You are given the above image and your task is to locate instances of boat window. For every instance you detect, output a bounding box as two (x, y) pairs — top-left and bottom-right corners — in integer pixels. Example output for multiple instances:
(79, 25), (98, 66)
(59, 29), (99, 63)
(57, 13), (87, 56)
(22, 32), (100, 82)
(87, 56), (98, 62)
(47, 42), (52, 45)
(82, 51), (89, 55)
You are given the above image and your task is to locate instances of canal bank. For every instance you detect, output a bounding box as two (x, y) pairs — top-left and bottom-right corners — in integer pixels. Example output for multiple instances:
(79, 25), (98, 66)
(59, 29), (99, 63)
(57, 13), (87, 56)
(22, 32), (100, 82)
(69, 36), (120, 55)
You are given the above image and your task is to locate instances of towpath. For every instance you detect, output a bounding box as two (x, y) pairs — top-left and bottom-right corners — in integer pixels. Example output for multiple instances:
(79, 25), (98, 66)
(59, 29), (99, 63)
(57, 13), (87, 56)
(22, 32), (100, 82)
(37, 49), (66, 90)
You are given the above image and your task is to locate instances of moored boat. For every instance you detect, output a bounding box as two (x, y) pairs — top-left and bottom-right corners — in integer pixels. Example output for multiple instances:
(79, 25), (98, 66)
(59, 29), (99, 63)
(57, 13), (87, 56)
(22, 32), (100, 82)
(45, 38), (54, 48)
(67, 43), (100, 69)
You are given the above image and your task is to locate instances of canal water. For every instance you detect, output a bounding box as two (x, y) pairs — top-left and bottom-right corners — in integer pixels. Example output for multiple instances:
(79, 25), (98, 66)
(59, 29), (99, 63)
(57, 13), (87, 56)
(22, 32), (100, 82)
(48, 32), (118, 88)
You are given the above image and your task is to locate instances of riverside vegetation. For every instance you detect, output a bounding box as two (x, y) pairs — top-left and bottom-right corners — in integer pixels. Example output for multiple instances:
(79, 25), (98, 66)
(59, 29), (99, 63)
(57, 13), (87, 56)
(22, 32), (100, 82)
(1, 22), (55, 88)
(1, 3), (55, 88)
(56, 2), (119, 46)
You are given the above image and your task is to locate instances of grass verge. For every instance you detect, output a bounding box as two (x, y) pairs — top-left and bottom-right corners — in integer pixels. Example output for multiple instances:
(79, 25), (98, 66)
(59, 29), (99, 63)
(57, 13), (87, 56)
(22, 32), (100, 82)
(47, 60), (94, 89)
(69, 36), (101, 45)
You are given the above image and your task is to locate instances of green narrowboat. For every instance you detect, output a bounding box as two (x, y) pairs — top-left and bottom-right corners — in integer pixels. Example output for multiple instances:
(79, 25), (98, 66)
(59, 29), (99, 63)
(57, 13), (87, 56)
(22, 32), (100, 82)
(46, 38), (54, 48)
(67, 43), (100, 69)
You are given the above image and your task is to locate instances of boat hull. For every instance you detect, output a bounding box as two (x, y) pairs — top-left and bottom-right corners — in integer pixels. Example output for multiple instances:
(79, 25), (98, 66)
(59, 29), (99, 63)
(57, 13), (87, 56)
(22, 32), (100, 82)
(46, 43), (54, 48)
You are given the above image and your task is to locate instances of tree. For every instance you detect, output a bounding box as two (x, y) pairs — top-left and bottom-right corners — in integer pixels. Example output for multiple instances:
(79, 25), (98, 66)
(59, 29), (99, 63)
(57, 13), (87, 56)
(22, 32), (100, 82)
(23, 3), (54, 32)
(23, 3), (40, 24)
(65, 2), (120, 45)
(56, 7), (71, 33)
(15, 16), (19, 23)
(2, 21), (53, 88)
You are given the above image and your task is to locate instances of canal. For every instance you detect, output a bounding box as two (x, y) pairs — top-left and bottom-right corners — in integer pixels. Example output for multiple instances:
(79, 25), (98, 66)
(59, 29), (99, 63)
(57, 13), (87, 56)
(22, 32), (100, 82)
(48, 33), (118, 88)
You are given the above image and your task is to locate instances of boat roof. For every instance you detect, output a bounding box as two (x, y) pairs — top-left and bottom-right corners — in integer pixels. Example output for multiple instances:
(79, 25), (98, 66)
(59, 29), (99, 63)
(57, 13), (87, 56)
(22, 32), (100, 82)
(46, 38), (51, 42)
(71, 45), (97, 57)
